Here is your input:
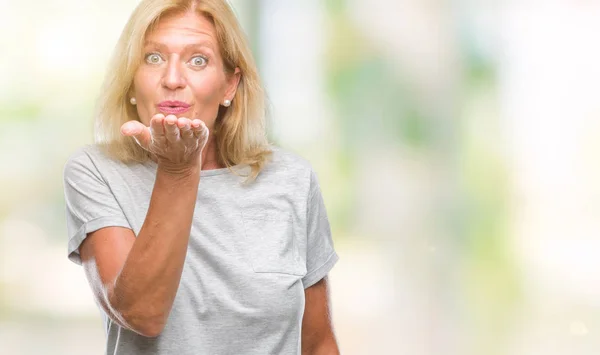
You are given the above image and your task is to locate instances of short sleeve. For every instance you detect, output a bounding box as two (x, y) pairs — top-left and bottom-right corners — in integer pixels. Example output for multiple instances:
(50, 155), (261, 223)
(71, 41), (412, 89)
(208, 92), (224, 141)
(63, 149), (131, 265)
(301, 169), (339, 289)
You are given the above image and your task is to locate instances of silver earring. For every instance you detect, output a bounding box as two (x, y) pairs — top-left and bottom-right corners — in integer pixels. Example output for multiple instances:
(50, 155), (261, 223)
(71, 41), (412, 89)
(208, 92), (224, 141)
(130, 97), (137, 105)
(223, 99), (231, 107)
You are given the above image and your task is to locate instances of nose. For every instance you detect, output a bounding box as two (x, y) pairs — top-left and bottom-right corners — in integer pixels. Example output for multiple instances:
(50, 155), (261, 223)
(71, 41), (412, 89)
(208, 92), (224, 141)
(161, 56), (186, 90)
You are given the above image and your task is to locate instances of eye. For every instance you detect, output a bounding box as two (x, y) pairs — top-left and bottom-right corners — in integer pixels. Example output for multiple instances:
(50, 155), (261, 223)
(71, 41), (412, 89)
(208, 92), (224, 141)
(190, 55), (208, 67)
(145, 53), (163, 65)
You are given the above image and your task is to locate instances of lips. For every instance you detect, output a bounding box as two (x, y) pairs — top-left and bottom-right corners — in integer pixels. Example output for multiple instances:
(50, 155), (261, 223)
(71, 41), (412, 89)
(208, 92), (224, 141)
(157, 101), (191, 115)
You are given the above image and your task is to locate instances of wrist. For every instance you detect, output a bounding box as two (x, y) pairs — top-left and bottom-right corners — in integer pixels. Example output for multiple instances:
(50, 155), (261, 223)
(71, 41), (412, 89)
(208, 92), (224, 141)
(156, 162), (200, 179)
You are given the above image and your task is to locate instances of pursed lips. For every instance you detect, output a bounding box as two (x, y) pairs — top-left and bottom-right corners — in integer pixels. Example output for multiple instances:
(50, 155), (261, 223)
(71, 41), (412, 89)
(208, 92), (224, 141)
(157, 101), (191, 115)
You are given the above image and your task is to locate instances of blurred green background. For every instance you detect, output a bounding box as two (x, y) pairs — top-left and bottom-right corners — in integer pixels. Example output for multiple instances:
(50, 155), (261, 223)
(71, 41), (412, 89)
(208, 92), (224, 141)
(2, 0), (600, 354)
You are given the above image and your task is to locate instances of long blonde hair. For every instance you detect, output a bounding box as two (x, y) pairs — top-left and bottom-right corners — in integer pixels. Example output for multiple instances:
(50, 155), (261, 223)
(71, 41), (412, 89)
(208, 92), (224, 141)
(95, 0), (272, 181)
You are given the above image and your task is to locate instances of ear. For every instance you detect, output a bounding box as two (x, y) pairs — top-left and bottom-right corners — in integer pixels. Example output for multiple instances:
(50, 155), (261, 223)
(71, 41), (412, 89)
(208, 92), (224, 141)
(224, 67), (241, 101)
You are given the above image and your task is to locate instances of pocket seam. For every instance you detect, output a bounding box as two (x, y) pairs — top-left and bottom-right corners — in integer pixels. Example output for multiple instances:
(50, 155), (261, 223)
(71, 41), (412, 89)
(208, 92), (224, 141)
(240, 211), (292, 221)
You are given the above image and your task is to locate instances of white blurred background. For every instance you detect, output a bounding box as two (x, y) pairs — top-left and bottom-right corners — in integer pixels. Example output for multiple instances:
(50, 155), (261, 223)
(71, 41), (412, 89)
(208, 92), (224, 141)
(1, 0), (600, 354)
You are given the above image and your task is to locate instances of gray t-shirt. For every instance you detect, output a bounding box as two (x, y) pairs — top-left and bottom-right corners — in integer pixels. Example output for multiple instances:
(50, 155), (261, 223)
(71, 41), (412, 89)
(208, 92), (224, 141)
(63, 144), (339, 355)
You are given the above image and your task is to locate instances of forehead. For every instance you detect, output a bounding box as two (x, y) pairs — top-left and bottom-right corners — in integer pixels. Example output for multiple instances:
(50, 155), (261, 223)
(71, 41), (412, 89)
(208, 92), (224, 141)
(145, 10), (217, 46)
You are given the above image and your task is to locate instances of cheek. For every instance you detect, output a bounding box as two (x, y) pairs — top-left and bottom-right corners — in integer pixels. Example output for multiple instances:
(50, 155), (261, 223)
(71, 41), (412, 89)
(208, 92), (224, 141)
(132, 70), (159, 124)
(189, 73), (224, 103)
(188, 71), (226, 124)
(133, 71), (158, 102)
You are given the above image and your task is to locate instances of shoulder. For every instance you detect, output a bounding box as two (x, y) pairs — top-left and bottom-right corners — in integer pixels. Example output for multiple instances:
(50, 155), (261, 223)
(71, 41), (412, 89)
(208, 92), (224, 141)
(261, 145), (315, 179)
(267, 145), (313, 170)
(63, 144), (124, 181)
(262, 147), (326, 201)
(64, 144), (100, 175)
(269, 146), (323, 188)
(65, 144), (102, 165)
(244, 145), (318, 196)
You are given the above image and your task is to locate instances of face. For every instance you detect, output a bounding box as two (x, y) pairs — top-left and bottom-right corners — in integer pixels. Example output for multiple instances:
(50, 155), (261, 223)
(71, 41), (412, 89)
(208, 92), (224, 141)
(131, 11), (240, 131)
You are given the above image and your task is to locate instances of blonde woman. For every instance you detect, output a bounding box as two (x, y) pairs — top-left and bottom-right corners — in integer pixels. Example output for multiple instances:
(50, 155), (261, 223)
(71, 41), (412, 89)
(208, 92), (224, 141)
(62, 0), (340, 354)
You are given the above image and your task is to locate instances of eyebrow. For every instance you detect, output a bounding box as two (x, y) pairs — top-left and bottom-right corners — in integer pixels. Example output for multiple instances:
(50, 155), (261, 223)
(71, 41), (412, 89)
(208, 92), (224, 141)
(143, 41), (214, 52)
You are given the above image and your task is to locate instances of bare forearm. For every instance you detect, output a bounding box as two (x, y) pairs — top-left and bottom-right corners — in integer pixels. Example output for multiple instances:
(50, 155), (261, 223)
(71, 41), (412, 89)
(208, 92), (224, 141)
(302, 338), (340, 355)
(108, 165), (200, 335)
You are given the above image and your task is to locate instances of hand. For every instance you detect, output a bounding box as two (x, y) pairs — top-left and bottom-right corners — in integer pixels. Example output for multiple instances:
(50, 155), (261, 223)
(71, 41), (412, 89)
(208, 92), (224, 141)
(121, 114), (209, 172)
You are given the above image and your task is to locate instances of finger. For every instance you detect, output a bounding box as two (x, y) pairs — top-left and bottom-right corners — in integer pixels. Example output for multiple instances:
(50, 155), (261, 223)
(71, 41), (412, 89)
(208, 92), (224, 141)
(178, 118), (194, 140)
(150, 114), (166, 142)
(121, 120), (144, 136)
(192, 119), (208, 138)
(121, 121), (151, 149)
(164, 115), (179, 142)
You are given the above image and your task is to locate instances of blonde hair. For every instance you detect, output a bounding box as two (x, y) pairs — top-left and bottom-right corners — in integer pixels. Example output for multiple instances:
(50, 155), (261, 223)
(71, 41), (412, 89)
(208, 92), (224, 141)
(94, 0), (272, 181)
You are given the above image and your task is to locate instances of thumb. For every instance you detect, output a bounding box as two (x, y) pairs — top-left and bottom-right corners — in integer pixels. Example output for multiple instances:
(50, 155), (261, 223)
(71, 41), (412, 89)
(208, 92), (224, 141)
(121, 121), (151, 149)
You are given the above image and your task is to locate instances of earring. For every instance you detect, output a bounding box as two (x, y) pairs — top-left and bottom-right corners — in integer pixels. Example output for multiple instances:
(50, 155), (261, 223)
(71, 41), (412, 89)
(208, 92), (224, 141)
(223, 99), (231, 107)
(130, 97), (137, 105)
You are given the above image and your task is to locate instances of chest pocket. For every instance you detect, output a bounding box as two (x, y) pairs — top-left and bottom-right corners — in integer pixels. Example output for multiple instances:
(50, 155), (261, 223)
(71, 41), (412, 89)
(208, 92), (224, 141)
(241, 211), (305, 276)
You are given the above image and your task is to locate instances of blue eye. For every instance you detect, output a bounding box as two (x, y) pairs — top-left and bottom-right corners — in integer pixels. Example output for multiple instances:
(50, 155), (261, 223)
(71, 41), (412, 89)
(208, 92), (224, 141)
(190, 55), (207, 67)
(145, 53), (163, 64)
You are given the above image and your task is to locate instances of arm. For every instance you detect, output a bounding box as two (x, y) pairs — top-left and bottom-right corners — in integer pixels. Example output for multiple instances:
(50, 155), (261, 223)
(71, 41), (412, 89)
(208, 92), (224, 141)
(301, 277), (340, 355)
(79, 115), (207, 337)
(81, 165), (199, 337)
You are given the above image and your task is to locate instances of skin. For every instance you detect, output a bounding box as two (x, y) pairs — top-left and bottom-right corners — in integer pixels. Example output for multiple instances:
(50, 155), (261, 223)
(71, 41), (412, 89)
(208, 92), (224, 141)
(122, 10), (241, 170)
(302, 277), (341, 354)
(79, 10), (339, 351)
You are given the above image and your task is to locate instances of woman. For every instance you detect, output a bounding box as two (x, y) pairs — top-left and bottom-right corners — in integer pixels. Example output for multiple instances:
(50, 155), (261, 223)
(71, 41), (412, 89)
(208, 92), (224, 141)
(62, 0), (340, 354)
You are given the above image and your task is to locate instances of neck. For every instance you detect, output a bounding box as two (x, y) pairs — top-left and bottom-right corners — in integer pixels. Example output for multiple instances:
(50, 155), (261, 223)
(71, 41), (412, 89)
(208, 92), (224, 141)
(200, 134), (224, 170)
